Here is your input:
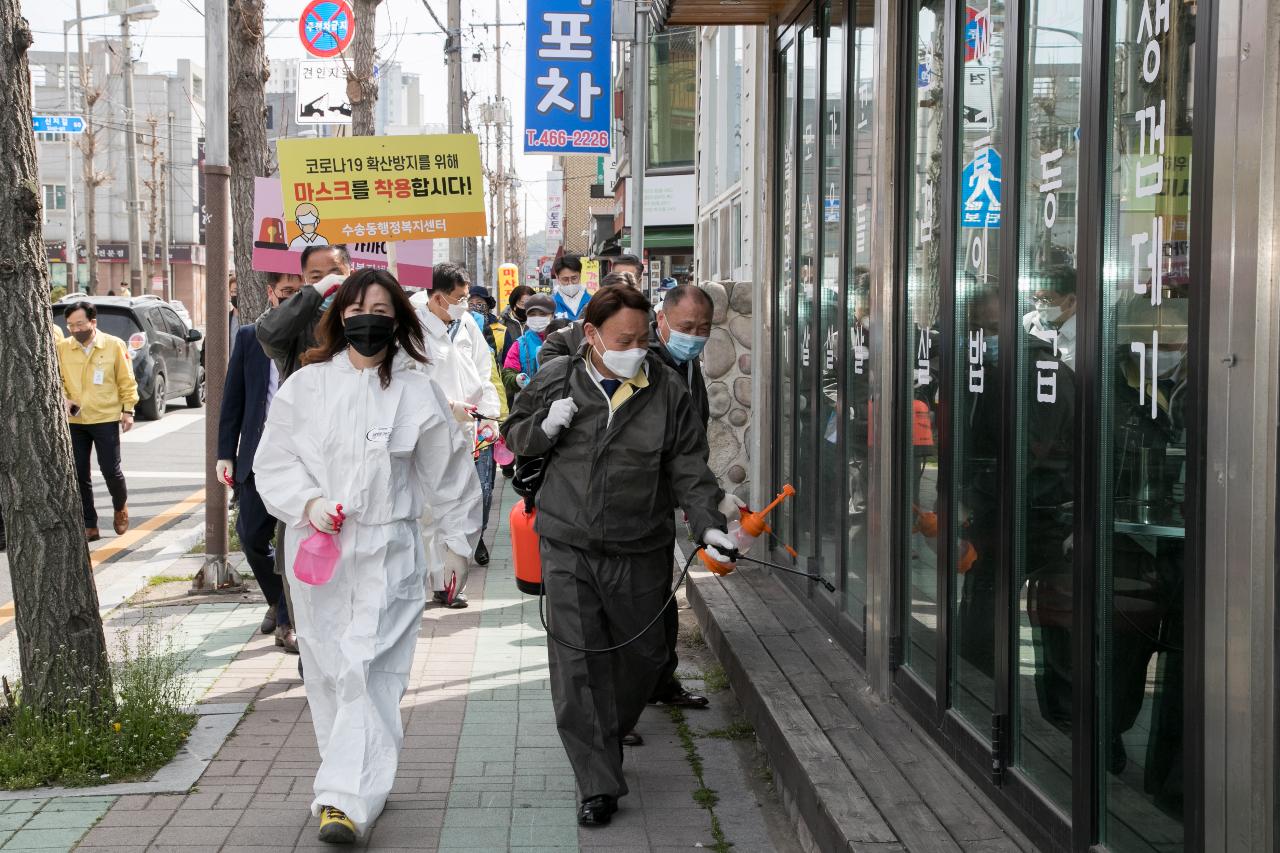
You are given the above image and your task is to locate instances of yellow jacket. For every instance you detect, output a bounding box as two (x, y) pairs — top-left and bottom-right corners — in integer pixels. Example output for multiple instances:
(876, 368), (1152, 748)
(57, 332), (140, 425)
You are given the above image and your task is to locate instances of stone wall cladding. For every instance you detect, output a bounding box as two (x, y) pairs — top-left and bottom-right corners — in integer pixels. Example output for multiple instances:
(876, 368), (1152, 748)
(699, 280), (752, 501)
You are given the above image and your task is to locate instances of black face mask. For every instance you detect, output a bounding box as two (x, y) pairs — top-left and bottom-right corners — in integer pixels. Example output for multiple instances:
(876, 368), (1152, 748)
(513, 307), (527, 323)
(344, 314), (397, 358)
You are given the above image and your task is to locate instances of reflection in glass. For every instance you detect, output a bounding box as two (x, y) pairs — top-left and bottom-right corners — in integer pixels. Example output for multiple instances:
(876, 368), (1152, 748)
(1100, 0), (1192, 846)
(795, 25), (820, 562)
(776, 39), (798, 546)
(1013, 0), (1082, 812)
(818, 2), (845, 586)
(950, 0), (1004, 727)
(844, 4), (875, 625)
(901, 0), (944, 686)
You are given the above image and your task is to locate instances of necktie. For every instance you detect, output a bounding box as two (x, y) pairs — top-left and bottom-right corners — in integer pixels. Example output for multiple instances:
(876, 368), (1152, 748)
(601, 378), (621, 399)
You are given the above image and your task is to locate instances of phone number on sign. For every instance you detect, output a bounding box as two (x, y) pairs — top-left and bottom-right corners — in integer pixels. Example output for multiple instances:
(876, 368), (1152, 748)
(525, 129), (610, 149)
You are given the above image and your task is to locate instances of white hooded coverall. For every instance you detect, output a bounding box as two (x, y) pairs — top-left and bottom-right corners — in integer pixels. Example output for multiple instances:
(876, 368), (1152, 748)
(254, 350), (482, 835)
(409, 294), (501, 593)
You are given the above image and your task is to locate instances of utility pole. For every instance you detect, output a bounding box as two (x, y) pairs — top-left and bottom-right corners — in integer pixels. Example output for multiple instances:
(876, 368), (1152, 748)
(629, 6), (649, 290)
(163, 111), (173, 301)
(62, 28), (78, 292)
(197, 0), (242, 592)
(447, 0), (465, 264)
(494, 0), (506, 269)
(144, 115), (162, 288)
(120, 17), (144, 295)
(75, 0), (99, 293)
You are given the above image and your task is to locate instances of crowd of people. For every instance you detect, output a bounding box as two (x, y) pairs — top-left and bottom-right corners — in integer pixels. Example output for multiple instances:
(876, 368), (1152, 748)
(28, 247), (736, 845)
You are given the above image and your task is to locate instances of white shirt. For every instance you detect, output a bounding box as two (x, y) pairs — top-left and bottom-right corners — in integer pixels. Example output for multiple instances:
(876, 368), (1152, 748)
(288, 232), (328, 251)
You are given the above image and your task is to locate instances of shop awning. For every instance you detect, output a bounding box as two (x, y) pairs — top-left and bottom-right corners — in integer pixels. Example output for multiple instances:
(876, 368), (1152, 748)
(623, 226), (694, 251)
(655, 0), (788, 25)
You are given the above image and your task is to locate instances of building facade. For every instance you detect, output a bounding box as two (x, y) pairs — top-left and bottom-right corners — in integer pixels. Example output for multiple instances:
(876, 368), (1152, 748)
(686, 0), (1279, 848)
(32, 42), (207, 316)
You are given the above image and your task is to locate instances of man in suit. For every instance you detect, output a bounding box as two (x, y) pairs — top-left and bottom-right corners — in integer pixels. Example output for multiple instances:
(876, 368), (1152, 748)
(216, 271), (303, 653)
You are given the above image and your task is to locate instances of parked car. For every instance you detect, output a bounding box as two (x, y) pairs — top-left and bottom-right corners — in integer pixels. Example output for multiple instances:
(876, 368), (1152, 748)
(52, 295), (205, 420)
(168, 300), (193, 329)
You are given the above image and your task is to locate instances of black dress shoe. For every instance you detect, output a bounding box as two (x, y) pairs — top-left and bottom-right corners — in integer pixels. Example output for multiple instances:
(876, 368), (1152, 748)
(577, 795), (617, 827)
(260, 607), (278, 635)
(621, 731), (644, 747)
(474, 540), (490, 565)
(651, 687), (710, 709)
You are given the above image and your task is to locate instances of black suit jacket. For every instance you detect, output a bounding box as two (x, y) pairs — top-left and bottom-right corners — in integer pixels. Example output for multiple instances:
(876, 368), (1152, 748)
(218, 324), (273, 484)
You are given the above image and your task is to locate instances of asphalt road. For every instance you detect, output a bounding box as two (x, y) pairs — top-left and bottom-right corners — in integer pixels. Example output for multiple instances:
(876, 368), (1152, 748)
(0, 400), (210, 637)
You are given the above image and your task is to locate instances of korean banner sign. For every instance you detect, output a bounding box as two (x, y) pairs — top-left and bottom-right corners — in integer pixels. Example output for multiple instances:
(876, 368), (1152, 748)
(275, 134), (488, 245)
(524, 0), (611, 155)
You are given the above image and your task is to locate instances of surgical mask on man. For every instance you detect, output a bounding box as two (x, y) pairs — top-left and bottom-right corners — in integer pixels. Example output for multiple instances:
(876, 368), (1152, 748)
(526, 315), (551, 333)
(592, 333), (646, 379)
(664, 328), (708, 363)
(445, 299), (470, 322)
(1037, 303), (1066, 326)
(558, 283), (583, 299)
(344, 314), (396, 357)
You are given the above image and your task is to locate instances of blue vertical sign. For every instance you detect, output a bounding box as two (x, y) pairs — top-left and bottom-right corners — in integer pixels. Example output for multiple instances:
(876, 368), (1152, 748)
(524, 0), (611, 154)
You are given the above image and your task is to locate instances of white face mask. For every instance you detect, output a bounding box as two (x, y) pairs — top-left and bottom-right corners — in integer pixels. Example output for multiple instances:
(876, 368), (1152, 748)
(1038, 304), (1065, 326)
(526, 315), (551, 332)
(558, 283), (583, 299)
(592, 333), (646, 379)
(445, 300), (470, 322)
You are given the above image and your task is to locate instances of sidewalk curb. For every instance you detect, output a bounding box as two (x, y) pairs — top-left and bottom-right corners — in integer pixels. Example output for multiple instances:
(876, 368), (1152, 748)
(0, 702), (249, 801)
(681, 551), (897, 853)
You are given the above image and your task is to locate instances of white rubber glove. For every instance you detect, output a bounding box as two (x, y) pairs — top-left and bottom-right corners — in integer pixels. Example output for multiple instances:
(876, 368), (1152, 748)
(310, 273), (345, 299)
(449, 400), (476, 424)
(717, 492), (746, 521)
(540, 397), (578, 439)
(702, 528), (737, 564)
(215, 459), (234, 488)
(516, 372), (531, 388)
(305, 498), (345, 534)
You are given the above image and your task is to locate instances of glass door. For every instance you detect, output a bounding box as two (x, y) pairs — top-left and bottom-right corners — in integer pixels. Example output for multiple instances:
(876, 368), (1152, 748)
(774, 31), (798, 548)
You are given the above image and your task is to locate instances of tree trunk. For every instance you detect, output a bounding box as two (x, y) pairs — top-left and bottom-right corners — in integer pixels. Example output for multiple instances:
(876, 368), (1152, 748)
(0, 5), (113, 712)
(348, 0), (381, 136)
(228, 0), (274, 322)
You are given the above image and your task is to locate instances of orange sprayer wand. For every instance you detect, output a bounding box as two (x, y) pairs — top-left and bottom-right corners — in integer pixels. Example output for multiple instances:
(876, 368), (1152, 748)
(700, 484), (797, 576)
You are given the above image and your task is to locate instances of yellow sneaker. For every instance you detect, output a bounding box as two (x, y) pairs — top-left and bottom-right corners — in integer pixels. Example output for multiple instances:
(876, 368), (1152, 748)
(318, 805), (356, 844)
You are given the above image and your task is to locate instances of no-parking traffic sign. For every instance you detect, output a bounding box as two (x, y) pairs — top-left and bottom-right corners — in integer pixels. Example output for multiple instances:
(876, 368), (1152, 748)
(299, 0), (354, 58)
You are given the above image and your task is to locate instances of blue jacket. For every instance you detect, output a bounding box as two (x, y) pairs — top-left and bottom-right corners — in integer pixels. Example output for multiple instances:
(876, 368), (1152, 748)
(553, 289), (590, 321)
(218, 324), (273, 484)
(516, 330), (546, 377)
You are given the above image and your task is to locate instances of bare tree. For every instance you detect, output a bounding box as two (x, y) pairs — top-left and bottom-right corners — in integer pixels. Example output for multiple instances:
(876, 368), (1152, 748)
(228, 0), (274, 321)
(75, 14), (110, 294)
(0, 3), (113, 712)
(143, 115), (163, 287)
(347, 0), (382, 136)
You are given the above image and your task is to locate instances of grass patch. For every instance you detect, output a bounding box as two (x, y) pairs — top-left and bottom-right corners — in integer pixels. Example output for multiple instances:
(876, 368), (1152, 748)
(686, 625), (707, 649)
(187, 520), (243, 555)
(145, 574), (190, 588)
(0, 623), (194, 789)
(704, 717), (754, 741)
(702, 663), (729, 693)
(666, 706), (733, 853)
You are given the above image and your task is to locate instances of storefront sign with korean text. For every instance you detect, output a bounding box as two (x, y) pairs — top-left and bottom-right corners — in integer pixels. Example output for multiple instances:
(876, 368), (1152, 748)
(275, 134), (488, 245)
(524, 0), (611, 154)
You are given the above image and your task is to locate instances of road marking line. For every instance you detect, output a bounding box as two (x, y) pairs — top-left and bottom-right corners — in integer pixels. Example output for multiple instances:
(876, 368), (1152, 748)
(89, 488), (206, 567)
(121, 412), (205, 444)
(0, 488), (207, 632)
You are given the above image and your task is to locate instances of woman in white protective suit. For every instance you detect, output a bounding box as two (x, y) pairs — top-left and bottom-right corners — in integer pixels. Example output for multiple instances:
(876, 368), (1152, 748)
(254, 268), (482, 844)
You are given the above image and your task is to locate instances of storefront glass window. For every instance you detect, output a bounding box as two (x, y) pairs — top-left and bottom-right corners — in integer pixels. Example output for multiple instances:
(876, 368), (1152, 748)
(776, 37), (798, 546)
(795, 24), (820, 562)
(949, 0), (1004, 727)
(1099, 0), (1193, 845)
(901, 0), (945, 687)
(844, 0), (874, 625)
(1013, 0), (1082, 812)
(817, 2), (845, 585)
(649, 28), (697, 170)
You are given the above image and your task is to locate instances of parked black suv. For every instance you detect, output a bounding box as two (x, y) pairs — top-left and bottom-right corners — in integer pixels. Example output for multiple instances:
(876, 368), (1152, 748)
(52, 295), (205, 420)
